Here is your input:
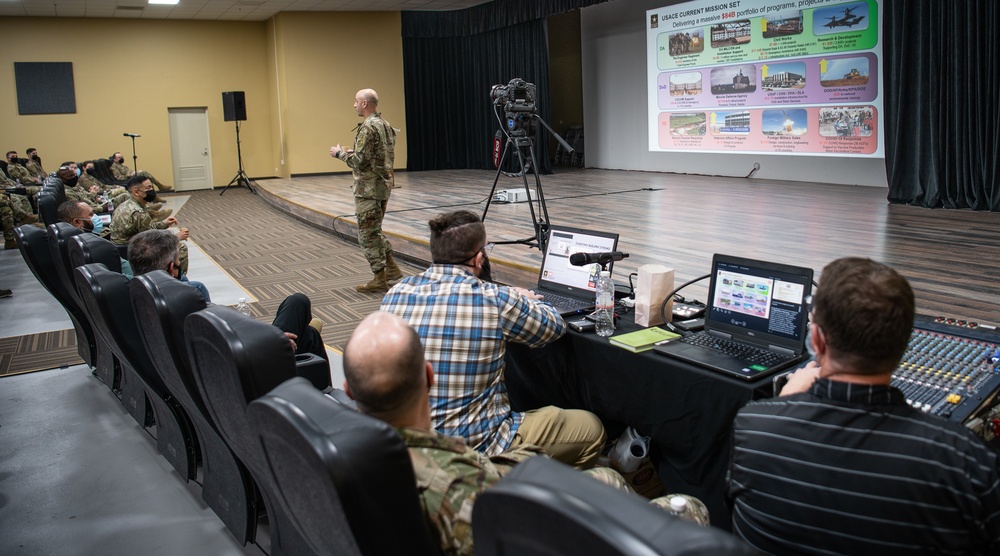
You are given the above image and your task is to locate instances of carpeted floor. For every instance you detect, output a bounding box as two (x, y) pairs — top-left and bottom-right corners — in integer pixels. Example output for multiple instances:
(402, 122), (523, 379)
(179, 186), (403, 352)
(0, 330), (84, 377)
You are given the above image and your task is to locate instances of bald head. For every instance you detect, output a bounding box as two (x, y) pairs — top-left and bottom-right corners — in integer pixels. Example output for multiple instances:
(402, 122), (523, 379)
(343, 311), (428, 427)
(353, 89), (379, 117)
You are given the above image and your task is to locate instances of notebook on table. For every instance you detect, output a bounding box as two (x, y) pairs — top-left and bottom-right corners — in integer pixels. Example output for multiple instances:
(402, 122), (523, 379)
(653, 254), (814, 381)
(529, 225), (619, 317)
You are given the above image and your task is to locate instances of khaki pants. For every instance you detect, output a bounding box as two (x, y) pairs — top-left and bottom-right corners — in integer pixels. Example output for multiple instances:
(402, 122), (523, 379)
(509, 405), (606, 470)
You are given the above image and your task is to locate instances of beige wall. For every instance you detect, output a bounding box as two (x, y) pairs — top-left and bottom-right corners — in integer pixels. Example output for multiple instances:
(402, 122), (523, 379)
(271, 12), (407, 176)
(0, 13), (407, 186)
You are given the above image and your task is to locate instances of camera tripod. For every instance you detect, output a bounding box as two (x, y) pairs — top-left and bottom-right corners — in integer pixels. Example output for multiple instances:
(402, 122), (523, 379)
(221, 120), (255, 196)
(482, 114), (573, 252)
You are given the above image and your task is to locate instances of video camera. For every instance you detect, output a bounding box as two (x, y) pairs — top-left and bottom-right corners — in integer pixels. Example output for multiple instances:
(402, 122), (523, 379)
(491, 78), (537, 136)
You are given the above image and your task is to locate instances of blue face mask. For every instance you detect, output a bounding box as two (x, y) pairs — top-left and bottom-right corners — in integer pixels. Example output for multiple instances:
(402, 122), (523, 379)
(90, 214), (104, 235)
(805, 323), (817, 360)
(75, 168), (81, 177)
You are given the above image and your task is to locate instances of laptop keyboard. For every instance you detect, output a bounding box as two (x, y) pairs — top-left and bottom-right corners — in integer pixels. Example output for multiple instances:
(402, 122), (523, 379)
(682, 332), (791, 367)
(542, 292), (593, 312)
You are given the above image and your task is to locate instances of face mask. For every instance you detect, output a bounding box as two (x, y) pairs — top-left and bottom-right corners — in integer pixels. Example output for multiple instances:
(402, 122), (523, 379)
(805, 323), (817, 360)
(479, 254), (493, 283)
(31, 154), (39, 161)
(143, 190), (157, 203)
(86, 168), (96, 176)
(65, 176), (79, 187)
(7, 157), (16, 163)
(89, 214), (104, 235)
(75, 168), (81, 177)
(81, 217), (94, 233)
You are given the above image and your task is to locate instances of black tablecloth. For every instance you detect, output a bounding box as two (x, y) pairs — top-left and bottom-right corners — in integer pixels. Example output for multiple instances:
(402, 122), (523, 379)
(505, 319), (775, 528)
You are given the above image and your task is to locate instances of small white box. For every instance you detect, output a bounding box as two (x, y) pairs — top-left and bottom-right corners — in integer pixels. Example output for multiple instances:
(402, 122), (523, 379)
(494, 188), (537, 203)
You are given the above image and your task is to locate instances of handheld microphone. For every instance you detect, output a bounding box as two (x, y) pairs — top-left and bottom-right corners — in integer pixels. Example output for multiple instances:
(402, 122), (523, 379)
(569, 251), (629, 266)
(123, 133), (141, 137)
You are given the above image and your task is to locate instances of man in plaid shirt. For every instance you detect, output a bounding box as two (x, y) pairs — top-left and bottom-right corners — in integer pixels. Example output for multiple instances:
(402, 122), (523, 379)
(381, 210), (605, 469)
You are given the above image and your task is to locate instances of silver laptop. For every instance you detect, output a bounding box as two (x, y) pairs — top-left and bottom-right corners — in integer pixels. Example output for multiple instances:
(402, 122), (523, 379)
(653, 254), (813, 381)
(531, 225), (619, 316)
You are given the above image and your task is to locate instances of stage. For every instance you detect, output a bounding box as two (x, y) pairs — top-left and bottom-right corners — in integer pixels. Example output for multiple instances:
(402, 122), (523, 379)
(254, 168), (1000, 326)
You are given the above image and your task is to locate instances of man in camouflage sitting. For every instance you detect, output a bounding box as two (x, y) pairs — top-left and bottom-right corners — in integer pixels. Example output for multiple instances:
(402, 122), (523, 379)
(342, 311), (708, 555)
(109, 175), (189, 273)
(110, 152), (173, 193)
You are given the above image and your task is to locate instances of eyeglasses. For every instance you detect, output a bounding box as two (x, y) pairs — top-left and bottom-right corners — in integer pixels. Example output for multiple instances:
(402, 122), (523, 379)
(482, 243), (495, 256)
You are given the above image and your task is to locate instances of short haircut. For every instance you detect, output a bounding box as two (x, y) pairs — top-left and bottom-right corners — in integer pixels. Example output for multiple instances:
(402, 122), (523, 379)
(126, 175), (148, 192)
(812, 257), (914, 374)
(358, 88), (378, 106)
(128, 229), (179, 277)
(59, 161), (75, 168)
(343, 312), (427, 422)
(26, 148), (36, 155)
(57, 200), (88, 223)
(6, 151), (16, 158)
(428, 210), (486, 264)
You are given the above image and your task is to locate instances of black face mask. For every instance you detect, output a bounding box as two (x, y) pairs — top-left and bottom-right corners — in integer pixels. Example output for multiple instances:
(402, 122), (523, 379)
(86, 168), (96, 176)
(479, 255), (493, 283)
(65, 176), (79, 187)
(143, 190), (157, 203)
(31, 154), (39, 161)
(7, 157), (16, 163)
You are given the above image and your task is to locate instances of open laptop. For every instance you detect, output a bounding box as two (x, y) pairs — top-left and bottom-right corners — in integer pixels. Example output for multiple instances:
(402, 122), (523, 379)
(653, 254), (814, 381)
(531, 225), (619, 316)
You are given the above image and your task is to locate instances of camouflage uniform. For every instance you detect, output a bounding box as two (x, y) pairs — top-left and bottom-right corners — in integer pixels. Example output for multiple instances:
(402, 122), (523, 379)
(24, 159), (46, 179)
(111, 161), (171, 192)
(65, 184), (105, 213)
(0, 169), (34, 218)
(109, 196), (188, 272)
(648, 494), (711, 526)
(80, 172), (129, 206)
(335, 112), (395, 273)
(6, 162), (41, 185)
(1, 195), (16, 247)
(400, 427), (633, 556)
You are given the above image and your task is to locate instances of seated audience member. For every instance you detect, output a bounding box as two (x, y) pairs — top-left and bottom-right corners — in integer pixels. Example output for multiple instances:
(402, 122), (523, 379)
(56, 164), (109, 215)
(728, 257), (1000, 555)
(79, 160), (129, 205)
(57, 200), (132, 278)
(110, 176), (186, 271)
(109, 152), (173, 193)
(5, 151), (42, 185)
(1, 194), (17, 249)
(128, 229), (327, 362)
(381, 210), (605, 469)
(1, 171), (38, 226)
(343, 311), (703, 555)
(24, 148), (46, 179)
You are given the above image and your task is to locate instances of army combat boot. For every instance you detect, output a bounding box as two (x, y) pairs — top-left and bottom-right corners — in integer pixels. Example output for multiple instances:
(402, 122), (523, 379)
(149, 208), (173, 221)
(356, 269), (389, 294)
(385, 251), (403, 282)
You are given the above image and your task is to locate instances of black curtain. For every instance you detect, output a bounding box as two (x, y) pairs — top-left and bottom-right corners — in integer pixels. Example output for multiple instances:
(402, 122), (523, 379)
(401, 0), (607, 172)
(885, 0), (1000, 210)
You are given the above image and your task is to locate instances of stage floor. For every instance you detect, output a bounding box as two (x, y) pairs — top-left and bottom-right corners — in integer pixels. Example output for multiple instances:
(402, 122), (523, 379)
(254, 168), (1000, 326)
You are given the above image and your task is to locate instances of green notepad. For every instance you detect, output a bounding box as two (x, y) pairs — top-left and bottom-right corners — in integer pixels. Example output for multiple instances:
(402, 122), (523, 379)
(608, 326), (680, 353)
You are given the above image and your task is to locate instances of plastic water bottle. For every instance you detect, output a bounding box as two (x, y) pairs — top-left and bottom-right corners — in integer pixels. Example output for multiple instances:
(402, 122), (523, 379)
(235, 297), (251, 317)
(669, 496), (691, 520)
(594, 270), (615, 337)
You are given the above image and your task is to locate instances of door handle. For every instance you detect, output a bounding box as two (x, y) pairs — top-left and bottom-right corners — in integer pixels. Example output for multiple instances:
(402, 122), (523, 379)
(202, 149), (209, 156)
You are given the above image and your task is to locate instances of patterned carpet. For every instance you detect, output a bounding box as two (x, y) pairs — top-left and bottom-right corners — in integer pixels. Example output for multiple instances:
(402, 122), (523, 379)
(180, 186), (401, 352)
(0, 330), (84, 377)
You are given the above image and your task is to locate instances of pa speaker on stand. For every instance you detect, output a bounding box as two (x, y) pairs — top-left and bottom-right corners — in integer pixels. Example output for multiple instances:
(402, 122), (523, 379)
(220, 91), (253, 195)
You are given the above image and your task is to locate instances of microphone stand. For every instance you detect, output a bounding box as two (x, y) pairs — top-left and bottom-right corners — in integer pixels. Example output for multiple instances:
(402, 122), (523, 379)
(128, 135), (139, 174)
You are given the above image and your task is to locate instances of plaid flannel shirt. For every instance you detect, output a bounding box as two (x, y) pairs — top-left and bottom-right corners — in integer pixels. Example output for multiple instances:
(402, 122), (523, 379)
(381, 264), (565, 455)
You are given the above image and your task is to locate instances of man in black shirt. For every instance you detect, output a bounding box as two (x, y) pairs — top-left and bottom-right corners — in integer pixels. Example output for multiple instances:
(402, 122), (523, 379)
(728, 257), (1000, 555)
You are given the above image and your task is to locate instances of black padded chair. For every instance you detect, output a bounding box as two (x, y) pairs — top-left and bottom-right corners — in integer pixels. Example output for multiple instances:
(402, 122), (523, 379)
(37, 189), (62, 227)
(185, 306), (321, 556)
(13, 224), (96, 368)
(130, 271), (258, 544)
(47, 222), (117, 389)
(74, 263), (198, 481)
(91, 158), (126, 186)
(248, 377), (442, 556)
(67, 233), (123, 390)
(472, 457), (759, 556)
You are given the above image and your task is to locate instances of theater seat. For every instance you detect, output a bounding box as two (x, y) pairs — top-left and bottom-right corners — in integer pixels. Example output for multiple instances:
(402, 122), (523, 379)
(248, 377), (442, 555)
(185, 306), (322, 556)
(66, 232), (123, 391)
(472, 457), (759, 556)
(130, 271), (257, 545)
(74, 263), (198, 481)
(13, 224), (96, 368)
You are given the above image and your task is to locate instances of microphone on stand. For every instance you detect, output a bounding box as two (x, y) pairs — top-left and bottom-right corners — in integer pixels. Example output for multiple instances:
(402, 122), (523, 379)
(569, 251), (629, 266)
(123, 133), (141, 137)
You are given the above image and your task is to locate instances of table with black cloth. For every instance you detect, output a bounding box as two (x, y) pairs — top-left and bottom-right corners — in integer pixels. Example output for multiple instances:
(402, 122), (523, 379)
(504, 319), (777, 529)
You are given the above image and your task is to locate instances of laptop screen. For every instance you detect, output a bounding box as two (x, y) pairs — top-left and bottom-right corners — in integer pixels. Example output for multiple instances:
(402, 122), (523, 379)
(538, 225), (620, 296)
(706, 254), (814, 351)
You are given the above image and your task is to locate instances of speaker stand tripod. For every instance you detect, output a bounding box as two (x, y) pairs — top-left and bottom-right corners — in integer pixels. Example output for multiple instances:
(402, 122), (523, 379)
(220, 120), (254, 196)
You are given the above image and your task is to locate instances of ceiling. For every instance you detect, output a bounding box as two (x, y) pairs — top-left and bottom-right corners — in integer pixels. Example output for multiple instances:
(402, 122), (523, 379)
(0, 0), (494, 21)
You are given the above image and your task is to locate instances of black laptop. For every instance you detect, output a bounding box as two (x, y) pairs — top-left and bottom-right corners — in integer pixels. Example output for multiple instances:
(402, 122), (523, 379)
(531, 225), (619, 316)
(653, 254), (814, 381)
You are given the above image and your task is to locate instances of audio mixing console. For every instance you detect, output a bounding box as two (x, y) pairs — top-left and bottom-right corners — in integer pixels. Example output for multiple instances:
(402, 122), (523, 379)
(893, 316), (1000, 438)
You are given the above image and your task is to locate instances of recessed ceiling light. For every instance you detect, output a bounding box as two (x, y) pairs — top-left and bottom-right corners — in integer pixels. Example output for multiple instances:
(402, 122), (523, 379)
(148, 0), (180, 5)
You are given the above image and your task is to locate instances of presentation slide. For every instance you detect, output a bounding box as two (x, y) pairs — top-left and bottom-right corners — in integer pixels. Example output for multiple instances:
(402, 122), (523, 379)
(646, 0), (883, 157)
